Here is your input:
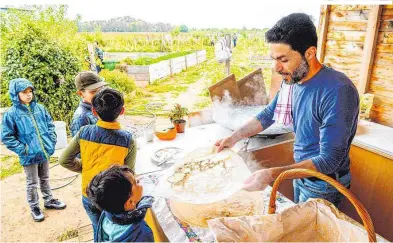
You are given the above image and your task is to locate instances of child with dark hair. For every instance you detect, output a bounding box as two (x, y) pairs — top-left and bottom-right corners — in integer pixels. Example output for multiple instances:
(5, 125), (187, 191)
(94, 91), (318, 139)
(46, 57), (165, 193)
(70, 71), (108, 137)
(59, 88), (137, 240)
(1, 78), (66, 222)
(87, 165), (154, 242)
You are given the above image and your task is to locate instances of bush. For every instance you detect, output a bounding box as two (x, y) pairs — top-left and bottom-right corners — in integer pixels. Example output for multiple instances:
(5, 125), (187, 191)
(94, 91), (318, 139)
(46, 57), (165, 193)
(115, 64), (128, 73)
(133, 57), (155, 65)
(120, 57), (134, 65)
(99, 69), (136, 93)
(1, 6), (88, 126)
(2, 26), (81, 125)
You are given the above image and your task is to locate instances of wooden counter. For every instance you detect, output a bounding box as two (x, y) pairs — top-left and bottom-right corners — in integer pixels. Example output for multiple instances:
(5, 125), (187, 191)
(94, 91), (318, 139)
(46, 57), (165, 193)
(237, 119), (393, 241)
(340, 120), (393, 241)
(135, 120), (393, 241)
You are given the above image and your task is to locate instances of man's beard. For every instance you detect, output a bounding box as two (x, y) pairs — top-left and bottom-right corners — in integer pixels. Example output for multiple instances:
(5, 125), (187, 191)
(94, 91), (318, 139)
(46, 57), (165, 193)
(279, 57), (309, 85)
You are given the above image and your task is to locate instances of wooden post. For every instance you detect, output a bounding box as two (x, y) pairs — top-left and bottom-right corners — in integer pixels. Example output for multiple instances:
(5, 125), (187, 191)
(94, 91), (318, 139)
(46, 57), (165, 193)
(317, 5), (330, 63)
(87, 43), (97, 73)
(225, 34), (232, 76)
(358, 5), (382, 94)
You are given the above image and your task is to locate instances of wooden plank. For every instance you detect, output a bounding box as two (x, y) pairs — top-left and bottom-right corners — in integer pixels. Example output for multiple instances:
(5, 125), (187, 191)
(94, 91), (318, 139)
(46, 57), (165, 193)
(376, 43), (393, 52)
(358, 5), (382, 94)
(328, 21), (368, 31)
(87, 44), (97, 73)
(208, 74), (242, 102)
(324, 54), (362, 65)
(381, 15), (393, 21)
(371, 95), (393, 112)
(225, 34), (231, 75)
(325, 40), (364, 50)
(345, 71), (361, 81)
(329, 10), (369, 21)
(325, 45), (364, 55)
(381, 8), (393, 18)
(317, 5), (330, 63)
(379, 20), (393, 31)
(370, 113), (393, 127)
(324, 49), (363, 58)
(327, 31), (366, 42)
(325, 62), (361, 72)
(331, 5), (372, 11)
(237, 68), (269, 105)
(370, 95), (393, 127)
(380, 6), (393, 28)
(371, 65), (393, 79)
(369, 75), (393, 94)
(377, 32), (393, 44)
(373, 51), (393, 65)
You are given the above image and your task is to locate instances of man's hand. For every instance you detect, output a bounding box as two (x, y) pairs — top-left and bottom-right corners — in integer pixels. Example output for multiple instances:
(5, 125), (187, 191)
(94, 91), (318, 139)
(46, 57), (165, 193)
(242, 169), (275, 191)
(215, 136), (237, 153)
(215, 118), (264, 153)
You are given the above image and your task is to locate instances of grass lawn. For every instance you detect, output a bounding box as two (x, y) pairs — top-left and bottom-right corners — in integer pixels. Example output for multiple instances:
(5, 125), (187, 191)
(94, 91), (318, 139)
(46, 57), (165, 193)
(125, 39), (272, 116)
(0, 156), (58, 180)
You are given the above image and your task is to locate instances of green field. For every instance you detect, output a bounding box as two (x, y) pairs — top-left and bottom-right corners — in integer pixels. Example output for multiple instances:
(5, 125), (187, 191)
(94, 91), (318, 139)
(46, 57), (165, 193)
(88, 31), (272, 116)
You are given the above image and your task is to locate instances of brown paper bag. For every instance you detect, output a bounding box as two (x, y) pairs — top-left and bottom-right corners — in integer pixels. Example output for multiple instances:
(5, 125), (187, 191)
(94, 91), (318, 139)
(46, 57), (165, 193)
(207, 199), (387, 242)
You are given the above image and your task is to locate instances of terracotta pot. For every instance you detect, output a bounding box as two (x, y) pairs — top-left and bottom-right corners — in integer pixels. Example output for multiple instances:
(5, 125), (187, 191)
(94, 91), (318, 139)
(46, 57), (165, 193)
(173, 119), (186, 133)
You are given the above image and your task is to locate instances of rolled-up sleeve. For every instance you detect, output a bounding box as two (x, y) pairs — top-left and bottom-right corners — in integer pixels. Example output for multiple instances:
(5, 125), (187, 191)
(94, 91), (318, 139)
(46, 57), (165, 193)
(59, 131), (82, 173)
(311, 85), (359, 174)
(255, 92), (278, 130)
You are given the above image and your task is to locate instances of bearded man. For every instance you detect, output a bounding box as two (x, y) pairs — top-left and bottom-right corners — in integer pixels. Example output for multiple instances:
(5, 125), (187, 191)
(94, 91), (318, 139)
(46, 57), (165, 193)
(216, 13), (359, 206)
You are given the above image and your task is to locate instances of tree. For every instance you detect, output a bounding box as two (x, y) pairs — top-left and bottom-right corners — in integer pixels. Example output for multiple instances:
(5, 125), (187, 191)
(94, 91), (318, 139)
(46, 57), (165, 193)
(171, 26), (181, 37)
(179, 24), (189, 33)
(1, 5), (84, 126)
(78, 16), (174, 32)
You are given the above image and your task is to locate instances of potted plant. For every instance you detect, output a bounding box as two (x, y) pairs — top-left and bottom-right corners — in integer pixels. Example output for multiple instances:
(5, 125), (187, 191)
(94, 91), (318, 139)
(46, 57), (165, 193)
(168, 104), (189, 133)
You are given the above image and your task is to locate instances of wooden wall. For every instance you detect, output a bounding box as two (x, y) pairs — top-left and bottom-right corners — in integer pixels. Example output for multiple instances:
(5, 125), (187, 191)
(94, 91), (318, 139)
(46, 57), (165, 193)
(318, 4), (393, 128)
(370, 5), (393, 127)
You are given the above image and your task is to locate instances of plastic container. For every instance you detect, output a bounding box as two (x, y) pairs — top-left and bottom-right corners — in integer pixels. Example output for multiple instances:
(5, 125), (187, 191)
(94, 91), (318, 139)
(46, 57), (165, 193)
(54, 121), (67, 149)
(102, 60), (119, 71)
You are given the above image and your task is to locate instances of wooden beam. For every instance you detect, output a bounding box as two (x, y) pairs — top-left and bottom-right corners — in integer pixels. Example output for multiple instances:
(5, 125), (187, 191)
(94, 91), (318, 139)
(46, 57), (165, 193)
(317, 5), (331, 63)
(225, 34), (232, 76)
(358, 5), (383, 94)
(87, 43), (97, 73)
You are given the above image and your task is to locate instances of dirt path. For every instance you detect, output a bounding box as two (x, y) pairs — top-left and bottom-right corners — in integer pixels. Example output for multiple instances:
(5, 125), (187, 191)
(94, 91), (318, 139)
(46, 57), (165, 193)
(163, 75), (209, 111)
(0, 116), (173, 242)
(1, 163), (91, 242)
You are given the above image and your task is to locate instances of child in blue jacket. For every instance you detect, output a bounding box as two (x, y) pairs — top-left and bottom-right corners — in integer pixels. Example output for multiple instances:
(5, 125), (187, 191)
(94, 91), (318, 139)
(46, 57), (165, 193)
(1, 78), (66, 222)
(87, 165), (154, 242)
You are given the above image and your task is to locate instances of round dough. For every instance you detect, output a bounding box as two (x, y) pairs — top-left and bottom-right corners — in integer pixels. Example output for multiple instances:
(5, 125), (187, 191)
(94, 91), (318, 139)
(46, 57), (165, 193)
(157, 146), (251, 204)
(169, 190), (264, 228)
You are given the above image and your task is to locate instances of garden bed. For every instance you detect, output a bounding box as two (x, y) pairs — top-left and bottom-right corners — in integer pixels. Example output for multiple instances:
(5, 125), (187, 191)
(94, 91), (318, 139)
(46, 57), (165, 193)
(104, 52), (168, 62)
(124, 50), (207, 87)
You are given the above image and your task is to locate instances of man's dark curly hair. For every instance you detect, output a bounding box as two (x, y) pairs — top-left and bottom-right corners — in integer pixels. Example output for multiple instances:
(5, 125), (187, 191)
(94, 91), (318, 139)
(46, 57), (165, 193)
(92, 88), (124, 122)
(265, 13), (317, 56)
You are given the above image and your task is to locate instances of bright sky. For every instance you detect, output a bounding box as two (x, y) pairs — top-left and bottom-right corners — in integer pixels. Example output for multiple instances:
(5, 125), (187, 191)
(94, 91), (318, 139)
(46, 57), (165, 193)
(2, 0), (325, 29)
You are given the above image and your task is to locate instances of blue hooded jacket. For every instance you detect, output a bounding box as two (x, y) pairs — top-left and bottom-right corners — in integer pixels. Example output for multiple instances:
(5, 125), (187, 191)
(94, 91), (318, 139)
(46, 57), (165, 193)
(1, 78), (57, 166)
(96, 196), (154, 242)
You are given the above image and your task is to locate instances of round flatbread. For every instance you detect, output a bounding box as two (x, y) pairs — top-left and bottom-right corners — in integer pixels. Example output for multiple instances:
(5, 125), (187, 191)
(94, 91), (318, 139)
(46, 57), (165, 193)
(156, 146), (251, 204)
(169, 190), (264, 228)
